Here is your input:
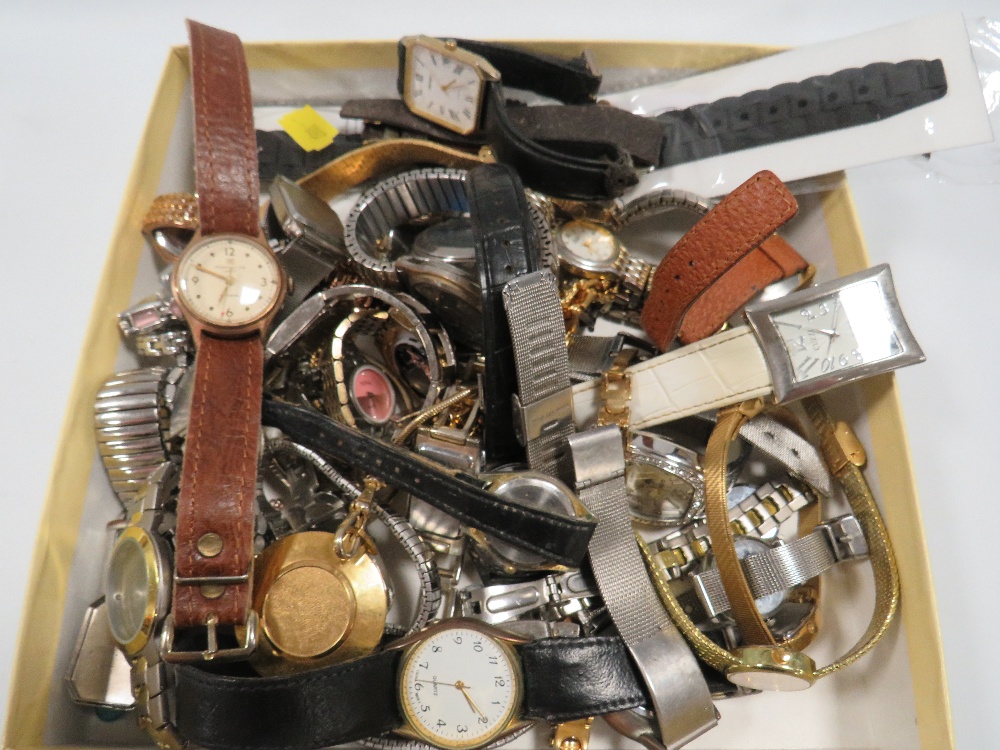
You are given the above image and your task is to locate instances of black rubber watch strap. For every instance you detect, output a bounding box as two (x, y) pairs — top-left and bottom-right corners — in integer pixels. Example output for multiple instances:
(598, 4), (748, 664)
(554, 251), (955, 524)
(470, 163), (538, 468)
(657, 58), (948, 167)
(521, 636), (648, 722)
(261, 400), (595, 567)
(175, 649), (403, 750)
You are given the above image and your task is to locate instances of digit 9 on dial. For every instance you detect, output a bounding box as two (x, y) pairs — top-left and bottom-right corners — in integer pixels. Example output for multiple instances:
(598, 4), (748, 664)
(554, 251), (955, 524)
(398, 621), (523, 750)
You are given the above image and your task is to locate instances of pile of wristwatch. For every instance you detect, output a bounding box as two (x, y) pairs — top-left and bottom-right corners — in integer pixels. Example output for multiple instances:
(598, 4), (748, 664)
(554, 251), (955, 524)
(67, 21), (933, 750)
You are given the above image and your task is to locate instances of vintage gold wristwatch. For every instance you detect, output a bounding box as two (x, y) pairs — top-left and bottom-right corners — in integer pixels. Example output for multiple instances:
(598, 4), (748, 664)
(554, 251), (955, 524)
(163, 21), (287, 662)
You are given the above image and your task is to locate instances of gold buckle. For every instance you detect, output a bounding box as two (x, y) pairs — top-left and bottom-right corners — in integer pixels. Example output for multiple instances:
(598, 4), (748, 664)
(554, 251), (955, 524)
(160, 611), (258, 663)
(597, 349), (636, 436)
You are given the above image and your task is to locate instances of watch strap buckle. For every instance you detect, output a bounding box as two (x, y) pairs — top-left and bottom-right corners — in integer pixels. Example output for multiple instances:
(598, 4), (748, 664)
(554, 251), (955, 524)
(818, 514), (869, 562)
(160, 611), (258, 663)
(512, 388), (574, 447)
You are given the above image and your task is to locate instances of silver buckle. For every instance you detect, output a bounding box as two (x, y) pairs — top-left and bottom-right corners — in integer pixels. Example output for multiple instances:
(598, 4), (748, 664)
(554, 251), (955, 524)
(160, 611), (258, 663)
(819, 514), (869, 562)
(512, 389), (574, 447)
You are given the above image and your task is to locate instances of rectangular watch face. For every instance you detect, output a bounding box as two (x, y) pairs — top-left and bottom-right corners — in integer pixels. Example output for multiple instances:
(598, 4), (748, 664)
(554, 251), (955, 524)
(400, 35), (498, 136)
(744, 264), (925, 403)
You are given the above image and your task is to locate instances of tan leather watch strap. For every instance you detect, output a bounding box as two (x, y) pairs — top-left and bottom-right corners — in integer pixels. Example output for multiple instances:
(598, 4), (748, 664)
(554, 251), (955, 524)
(188, 20), (260, 237)
(173, 334), (263, 628)
(640, 170), (798, 350)
(677, 235), (809, 345)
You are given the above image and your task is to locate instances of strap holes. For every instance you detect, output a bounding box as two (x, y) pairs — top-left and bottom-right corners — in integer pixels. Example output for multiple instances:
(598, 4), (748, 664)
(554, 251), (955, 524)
(797, 99), (808, 108)
(504, 264), (514, 273)
(740, 112), (750, 121)
(688, 260), (695, 267)
(827, 92), (838, 103)
(769, 105), (779, 115)
(673, 274), (681, 281)
(858, 85), (869, 95)
(791, 449), (800, 458)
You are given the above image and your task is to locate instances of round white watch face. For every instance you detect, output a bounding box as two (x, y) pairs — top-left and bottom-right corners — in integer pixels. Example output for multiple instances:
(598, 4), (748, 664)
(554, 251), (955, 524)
(175, 235), (283, 328)
(769, 282), (902, 385)
(557, 220), (619, 270)
(406, 43), (485, 134)
(399, 625), (520, 749)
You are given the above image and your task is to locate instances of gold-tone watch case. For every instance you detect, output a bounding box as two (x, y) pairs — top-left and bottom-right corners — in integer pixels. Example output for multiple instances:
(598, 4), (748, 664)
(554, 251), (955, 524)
(105, 523), (172, 656)
(391, 618), (531, 750)
(171, 231), (288, 342)
(400, 35), (501, 136)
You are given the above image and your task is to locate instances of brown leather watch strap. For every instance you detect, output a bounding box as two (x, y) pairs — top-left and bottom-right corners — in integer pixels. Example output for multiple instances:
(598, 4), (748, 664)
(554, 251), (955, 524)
(677, 235), (809, 345)
(173, 334), (263, 628)
(172, 21), (265, 632)
(188, 20), (260, 237)
(640, 170), (798, 350)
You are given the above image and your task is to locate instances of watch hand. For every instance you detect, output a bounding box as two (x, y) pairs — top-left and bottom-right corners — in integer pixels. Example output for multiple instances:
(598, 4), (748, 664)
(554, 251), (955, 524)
(441, 78), (458, 92)
(827, 299), (842, 355)
(455, 682), (486, 719)
(194, 264), (231, 283)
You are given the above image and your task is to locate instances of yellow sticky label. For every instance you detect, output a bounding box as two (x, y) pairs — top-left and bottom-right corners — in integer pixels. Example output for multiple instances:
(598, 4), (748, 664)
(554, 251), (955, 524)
(278, 105), (338, 152)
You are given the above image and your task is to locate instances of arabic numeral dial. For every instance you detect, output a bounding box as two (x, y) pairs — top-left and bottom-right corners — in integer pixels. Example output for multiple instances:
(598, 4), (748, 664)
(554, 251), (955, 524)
(400, 625), (520, 749)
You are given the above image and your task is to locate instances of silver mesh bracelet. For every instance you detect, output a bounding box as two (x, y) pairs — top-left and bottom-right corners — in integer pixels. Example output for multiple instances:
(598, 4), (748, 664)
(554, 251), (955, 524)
(503, 270), (575, 483)
(568, 426), (716, 750)
(344, 167), (554, 286)
(691, 514), (868, 620)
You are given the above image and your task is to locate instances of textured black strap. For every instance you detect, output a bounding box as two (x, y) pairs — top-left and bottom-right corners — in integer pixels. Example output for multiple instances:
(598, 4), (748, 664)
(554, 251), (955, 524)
(483, 86), (639, 201)
(395, 38), (601, 104)
(657, 58), (948, 166)
(256, 129), (365, 184)
(521, 636), (648, 722)
(452, 38), (601, 103)
(174, 634), (648, 749)
(174, 649), (403, 750)
(469, 163), (538, 468)
(261, 400), (595, 567)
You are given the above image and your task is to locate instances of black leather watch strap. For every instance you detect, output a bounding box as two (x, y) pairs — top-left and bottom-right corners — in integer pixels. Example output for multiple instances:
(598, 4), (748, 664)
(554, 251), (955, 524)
(483, 85), (639, 200)
(174, 634), (647, 750)
(452, 39), (601, 103)
(175, 649), (403, 750)
(261, 399), (595, 567)
(470, 163), (538, 468)
(521, 635), (648, 722)
(657, 58), (948, 167)
(396, 37), (601, 105)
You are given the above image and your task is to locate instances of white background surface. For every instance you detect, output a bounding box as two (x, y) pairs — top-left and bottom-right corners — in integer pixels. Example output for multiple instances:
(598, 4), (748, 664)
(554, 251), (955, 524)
(1, 1), (997, 748)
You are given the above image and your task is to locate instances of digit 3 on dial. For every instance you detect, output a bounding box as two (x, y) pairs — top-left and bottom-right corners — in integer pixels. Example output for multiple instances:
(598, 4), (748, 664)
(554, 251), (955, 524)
(398, 621), (523, 750)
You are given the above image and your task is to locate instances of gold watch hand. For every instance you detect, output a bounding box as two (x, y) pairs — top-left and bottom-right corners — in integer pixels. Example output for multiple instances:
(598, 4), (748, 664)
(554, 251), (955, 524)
(455, 682), (486, 719)
(194, 264), (231, 283)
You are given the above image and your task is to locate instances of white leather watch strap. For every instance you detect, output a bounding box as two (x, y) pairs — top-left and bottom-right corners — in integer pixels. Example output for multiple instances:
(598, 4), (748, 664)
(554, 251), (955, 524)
(572, 326), (772, 430)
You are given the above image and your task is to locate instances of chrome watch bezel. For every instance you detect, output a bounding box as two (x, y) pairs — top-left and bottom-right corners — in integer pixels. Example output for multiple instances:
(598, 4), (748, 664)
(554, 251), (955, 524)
(744, 263), (924, 403)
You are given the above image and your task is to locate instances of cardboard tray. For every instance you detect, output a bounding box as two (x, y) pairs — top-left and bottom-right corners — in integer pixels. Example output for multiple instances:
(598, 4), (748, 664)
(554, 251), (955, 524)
(4, 38), (953, 750)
